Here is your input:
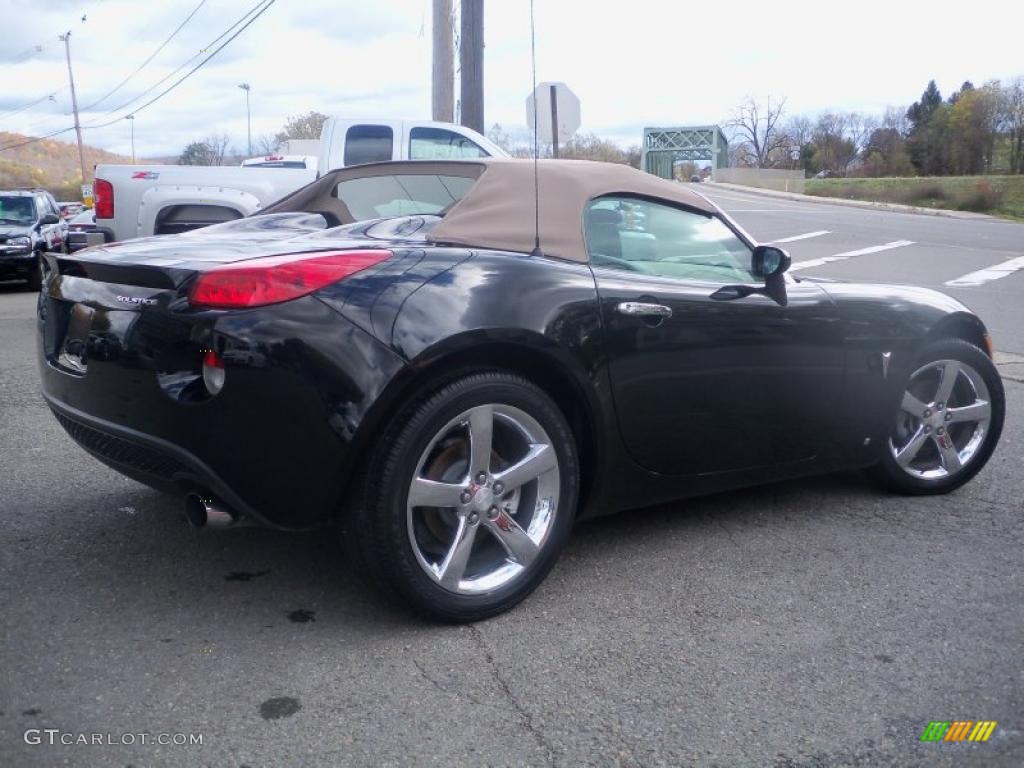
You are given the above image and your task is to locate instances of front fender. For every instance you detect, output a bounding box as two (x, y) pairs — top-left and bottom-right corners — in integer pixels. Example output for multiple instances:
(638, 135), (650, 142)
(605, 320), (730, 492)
(816, 281), (991, 462)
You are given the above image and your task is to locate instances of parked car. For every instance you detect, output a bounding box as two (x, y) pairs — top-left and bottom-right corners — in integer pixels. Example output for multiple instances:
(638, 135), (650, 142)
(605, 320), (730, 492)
(37, 159), (1004, 621)
(241, 154), (318, 171)
(58, 201), (85, 220)
(0, 189), (67, 289)
(93, 119), (507, 242)
(65, 209), (113, 252)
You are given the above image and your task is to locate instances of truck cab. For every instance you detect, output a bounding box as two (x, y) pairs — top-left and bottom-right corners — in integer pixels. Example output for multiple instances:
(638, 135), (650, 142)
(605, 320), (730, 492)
(318, 119), (505, 171)
(94, 119), (507, 243)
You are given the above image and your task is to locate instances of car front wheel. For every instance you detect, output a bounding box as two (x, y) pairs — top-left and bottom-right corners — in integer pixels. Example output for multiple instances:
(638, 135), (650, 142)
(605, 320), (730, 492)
(350, 371), (579, 621)
(871, 338), (1004, 494)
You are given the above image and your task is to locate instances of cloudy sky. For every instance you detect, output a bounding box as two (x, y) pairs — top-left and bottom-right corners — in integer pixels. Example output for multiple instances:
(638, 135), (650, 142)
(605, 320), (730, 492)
(1, 0), (1022, 159)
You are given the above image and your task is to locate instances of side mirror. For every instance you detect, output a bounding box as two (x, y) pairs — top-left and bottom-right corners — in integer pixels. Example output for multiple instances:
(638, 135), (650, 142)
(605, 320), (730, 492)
(40, 213), (61, 225)
(709, 245), (792, 306)
(752, 245), (791, 279)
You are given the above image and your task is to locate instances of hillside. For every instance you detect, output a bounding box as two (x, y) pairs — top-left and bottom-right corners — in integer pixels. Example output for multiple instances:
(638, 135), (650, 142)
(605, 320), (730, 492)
(0, 132), (135, 200)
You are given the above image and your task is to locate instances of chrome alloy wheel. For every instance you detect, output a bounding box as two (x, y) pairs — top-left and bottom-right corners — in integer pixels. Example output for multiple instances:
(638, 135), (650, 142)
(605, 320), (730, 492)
(889, 359), (992, 480)
(406, 404), (561, 595)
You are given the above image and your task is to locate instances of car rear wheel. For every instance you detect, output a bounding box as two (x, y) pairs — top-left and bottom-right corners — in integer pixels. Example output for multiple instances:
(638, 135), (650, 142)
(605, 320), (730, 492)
(871, 338), (1004, 494)
(350, 372), (578, 621)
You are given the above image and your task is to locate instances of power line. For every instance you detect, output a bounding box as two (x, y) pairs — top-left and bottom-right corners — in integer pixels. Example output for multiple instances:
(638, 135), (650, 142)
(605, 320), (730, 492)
(78, 0), (208, 111)
(83, 0), (274, 124)
(0, 0), (275, 153)
(82, 0), (276, 130)
(0, 126), (77, 152)
(0, 87), (68, 123)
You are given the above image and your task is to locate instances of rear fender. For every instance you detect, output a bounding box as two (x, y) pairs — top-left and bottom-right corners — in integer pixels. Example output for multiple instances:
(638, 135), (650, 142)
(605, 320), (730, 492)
(139, 186), (258, 238)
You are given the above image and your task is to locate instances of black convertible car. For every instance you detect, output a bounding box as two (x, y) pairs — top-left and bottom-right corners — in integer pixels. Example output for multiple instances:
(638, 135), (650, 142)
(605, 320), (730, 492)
(37, 159), (1004, 620)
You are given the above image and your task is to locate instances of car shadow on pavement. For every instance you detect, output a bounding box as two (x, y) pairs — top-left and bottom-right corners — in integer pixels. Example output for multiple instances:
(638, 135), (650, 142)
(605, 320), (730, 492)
(0, 280), (33, 294)
(45, 469), (882, 632)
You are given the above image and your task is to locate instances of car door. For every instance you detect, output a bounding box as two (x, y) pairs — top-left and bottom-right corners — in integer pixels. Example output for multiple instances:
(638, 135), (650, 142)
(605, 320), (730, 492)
(587, 195), (844, 477)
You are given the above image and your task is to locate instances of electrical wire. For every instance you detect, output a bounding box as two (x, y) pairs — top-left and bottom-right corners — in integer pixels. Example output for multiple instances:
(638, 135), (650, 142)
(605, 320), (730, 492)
(82, 0), (273, 124)
(0, 0), (276, 153)
(0, 87), (68, 123)
(82, 0), (276, 130)
(78, 0), (208, 111)
(0, 126), (77, 152)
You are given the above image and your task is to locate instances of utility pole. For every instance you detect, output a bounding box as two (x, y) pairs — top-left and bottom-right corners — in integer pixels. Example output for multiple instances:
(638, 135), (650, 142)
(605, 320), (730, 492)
(238, 83), (252, 155)
(59, 31), (88, 186)
(126, 115), (135, 163)
(459, 0), (484, 133)
(431, 0), (454, 122)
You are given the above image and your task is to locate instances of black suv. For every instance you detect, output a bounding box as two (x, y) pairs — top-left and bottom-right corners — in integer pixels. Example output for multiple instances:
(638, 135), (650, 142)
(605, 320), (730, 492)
(0, 189), (68, 290)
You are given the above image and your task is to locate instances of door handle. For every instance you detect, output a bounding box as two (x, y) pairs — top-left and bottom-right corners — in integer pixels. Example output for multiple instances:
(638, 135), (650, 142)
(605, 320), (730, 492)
(616, 302), (673, 318)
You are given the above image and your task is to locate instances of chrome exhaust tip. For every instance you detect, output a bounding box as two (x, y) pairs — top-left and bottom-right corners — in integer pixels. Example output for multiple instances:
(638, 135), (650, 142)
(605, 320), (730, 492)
(183, 492), (237, 529)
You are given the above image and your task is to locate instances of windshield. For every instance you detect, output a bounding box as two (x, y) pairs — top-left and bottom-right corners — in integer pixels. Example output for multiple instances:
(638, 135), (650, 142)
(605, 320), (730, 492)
(333, 174), (475, 219)
(0, 196), (36, 224)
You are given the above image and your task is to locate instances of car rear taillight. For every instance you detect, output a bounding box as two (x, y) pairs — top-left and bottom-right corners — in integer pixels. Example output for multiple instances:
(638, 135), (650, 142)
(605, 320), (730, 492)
(94, 178), (114, 219)
(188, 249), (392, 309)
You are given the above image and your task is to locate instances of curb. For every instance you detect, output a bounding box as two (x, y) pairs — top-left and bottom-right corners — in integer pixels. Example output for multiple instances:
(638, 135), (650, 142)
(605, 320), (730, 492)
(703, 182), (1002, 221)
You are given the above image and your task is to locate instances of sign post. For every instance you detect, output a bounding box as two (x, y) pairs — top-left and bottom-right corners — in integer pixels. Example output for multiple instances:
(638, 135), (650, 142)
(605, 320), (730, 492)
(526, 82), (580, 156)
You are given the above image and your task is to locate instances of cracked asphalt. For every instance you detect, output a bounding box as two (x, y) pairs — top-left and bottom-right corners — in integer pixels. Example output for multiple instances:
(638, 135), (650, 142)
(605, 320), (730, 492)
(1, 277), (1022, 767)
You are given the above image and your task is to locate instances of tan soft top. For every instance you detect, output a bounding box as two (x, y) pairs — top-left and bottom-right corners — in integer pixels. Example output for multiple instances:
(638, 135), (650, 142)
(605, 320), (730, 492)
(261, 157), (717, 263)
(428, 158), (716, 262)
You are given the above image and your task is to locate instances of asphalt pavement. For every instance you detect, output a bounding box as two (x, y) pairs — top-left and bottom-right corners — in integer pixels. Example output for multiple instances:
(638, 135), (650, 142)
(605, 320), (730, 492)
(699, 184), (1024, 357)
(2, 192), (1023, 768)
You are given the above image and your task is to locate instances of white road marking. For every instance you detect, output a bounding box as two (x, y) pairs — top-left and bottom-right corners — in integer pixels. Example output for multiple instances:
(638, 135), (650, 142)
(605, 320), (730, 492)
(944, 255), (1024, 287)
(789, 240), (915, 271)
(772, 230), (831, 243)
(725, 208), (831, 213)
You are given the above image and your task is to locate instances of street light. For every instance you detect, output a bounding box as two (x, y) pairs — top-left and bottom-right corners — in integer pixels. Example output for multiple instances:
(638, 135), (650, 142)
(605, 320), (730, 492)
(238, 83), (252, 156)
(126, 114), (135, 163)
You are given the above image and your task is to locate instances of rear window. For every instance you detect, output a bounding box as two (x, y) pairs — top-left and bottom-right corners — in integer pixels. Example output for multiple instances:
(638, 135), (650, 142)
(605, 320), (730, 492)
(333, 174), (475, 219)
(409, 127), (488, 159)
(344, 125), (394, 166)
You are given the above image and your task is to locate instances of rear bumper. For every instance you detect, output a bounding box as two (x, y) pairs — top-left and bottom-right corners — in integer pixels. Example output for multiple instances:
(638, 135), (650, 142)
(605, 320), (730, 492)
(45, 395), (278, 526)
(38, 293), (407, 529)
(67, 228), (114, 252)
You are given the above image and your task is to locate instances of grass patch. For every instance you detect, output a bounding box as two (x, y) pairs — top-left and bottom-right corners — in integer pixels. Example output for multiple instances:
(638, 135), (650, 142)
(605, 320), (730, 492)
(804, 176), (1024, 221)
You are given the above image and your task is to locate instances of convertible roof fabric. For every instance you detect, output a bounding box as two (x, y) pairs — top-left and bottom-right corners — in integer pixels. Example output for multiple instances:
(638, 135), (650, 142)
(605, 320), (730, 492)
(428, 158), (717, 262)
(261, 158), (717, 263)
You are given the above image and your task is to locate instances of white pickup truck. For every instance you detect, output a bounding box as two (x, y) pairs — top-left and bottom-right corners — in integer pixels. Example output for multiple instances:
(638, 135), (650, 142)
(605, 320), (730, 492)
(93, 118), (506, 241)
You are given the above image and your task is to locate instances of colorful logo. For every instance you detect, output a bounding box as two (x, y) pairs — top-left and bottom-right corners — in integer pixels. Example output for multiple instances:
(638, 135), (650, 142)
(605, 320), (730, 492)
(920, 721), (997, 742)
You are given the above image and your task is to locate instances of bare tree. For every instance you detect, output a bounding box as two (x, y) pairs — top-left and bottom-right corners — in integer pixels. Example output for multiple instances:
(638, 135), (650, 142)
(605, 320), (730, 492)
(1003, 76), (1024, 174)
(177, 134), (232, 166)
(881, 105), (910, 136)
(204, 134), (231, 166)
(727, 96), (789, 167)
(254, 134), (279, 155)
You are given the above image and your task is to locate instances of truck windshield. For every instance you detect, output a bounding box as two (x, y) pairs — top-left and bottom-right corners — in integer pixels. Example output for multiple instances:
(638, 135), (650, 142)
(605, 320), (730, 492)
(334, 174), (475, 219)
(0, 196), (36, 223)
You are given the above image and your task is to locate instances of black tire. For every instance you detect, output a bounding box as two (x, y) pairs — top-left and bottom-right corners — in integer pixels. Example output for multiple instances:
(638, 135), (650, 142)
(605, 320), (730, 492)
(869, 338), (1004, 495)
(25, 252), (43, 292)
(349, 371), (579, 622)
